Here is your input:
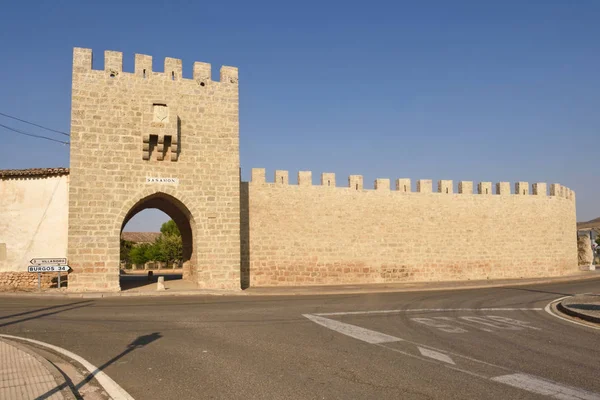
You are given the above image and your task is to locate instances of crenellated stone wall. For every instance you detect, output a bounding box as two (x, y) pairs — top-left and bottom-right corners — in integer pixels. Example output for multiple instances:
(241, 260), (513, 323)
(246, 169), (578, 286)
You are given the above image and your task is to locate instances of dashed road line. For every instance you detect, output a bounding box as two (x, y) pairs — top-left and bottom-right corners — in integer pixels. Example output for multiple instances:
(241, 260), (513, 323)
(418, 346), (455, 365)
(304, 313), (600, 399)
(491, 373), (600, 400)
(302, 314), (402, 344)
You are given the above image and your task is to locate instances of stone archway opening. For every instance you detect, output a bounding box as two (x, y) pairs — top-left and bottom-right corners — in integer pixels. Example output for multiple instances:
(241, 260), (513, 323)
(119, 192), (196, 291)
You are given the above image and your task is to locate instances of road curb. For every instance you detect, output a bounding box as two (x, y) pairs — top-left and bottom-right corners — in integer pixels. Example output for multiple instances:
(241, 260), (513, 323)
(0, 334), (134, 400)
(556, 300), (600, 325)
(544, 296), (600, 331)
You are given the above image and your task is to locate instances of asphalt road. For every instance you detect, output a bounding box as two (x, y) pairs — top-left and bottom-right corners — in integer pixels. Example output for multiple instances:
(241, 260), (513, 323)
(1, 278), (599, 399)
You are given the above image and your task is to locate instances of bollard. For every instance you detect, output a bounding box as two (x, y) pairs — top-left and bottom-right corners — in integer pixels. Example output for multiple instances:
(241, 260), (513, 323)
(148, 271), (153, 281)
(157, 276), (165, 291)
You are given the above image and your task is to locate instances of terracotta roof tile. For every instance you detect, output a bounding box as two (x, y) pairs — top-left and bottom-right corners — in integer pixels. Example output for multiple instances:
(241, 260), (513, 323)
(121, 232), (161, 243)
(0, 167), (70, 178)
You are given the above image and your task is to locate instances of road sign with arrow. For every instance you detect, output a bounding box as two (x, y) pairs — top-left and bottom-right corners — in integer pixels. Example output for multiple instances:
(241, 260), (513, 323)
(27, 258), (70, 290)
(28, 265), (70, 273)
(30, 258), (67, 266)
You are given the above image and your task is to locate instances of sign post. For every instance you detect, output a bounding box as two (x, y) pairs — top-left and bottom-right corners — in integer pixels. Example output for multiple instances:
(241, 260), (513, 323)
(28, 259), (70, 290)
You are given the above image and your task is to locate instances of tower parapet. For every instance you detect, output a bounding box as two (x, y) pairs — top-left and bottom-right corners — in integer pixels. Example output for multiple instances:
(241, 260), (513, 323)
(72, 47), (238, 85)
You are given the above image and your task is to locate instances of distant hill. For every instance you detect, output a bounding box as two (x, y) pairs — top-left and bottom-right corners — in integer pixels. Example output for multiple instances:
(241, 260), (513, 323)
(577, 217), (600, 230)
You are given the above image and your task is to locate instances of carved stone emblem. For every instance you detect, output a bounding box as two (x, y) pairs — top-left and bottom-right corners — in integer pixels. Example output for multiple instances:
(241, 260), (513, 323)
(153, 104), (168, 122)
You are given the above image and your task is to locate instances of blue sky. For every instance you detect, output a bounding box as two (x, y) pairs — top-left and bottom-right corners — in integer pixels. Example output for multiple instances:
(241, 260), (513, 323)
(1, 0), (598, 231)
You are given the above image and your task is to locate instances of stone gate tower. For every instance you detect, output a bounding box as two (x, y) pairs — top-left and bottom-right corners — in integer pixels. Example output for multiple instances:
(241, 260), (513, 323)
(68, 48), (241, 291)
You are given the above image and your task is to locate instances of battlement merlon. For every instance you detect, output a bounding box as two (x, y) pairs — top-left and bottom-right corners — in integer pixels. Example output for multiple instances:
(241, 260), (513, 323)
(72, 47), (238, 84)
(247, 170), (575, 200)
(73, 47), (92, 73)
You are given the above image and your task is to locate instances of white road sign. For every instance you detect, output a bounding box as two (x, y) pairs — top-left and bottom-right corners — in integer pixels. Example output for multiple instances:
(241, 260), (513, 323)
(28, 265), (70, 273)
(30, 258), (67, 266)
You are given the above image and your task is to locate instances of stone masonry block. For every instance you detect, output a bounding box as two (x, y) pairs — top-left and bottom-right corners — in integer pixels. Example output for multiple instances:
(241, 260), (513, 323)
(220, 66), (238, 84)
(349, 175), (363, 190)
(396, 178), (411, 193)
(438, 180), (453, 194)
(73, 48), (92, 71)
(298, 171), (312, 186)
(135, 54), (152, 77)
(496, 182), (511, 195)
(478, 182), (492, 195)
(251, 168), (266, 183)
(104, 51), (122, 73)
(375, 178), (390, 190)
(321, 173), (335, 187)
(515, 182), (529, 195)
(194, 62), (211, 82)
(532, 183), (547, 196)
(458, 181), (473, 194)
(417, 180), (432, 193)
(275, 170), (289, 185)
(165, 57), (183, 80)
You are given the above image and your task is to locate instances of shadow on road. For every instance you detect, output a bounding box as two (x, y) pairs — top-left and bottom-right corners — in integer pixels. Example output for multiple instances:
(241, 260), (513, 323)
(34, 332), (162, 400)
(0, 301), (93, 329)
(0, 301), (93, 321)
(568, 304), (600, 311)
(501, 287), (575, 297)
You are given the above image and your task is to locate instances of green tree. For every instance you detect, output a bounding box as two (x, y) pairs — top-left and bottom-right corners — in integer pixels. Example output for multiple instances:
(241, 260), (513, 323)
(129, 243), (150, 265)
(127, 220), (183, 268)
(156, 234), (183, 266)
(144, 242), (164, 262)
(120, 239), (134, 265)
(160, 220), (181, 237)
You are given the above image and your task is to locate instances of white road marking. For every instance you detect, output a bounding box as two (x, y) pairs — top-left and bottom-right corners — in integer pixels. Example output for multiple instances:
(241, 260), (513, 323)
(485, 315), (541, 330)
(0, 333), (134, 400)
(411, 317), (469, 333)
(302, 314), (402, 344)
(544, 297), (600, 331)
(459, 316), (522, 330)
(418, 346), (455, 365)
(411, 315), (540, 333)
(491, 373), (600, 400)
(305, 313), (600, 398)
(315, 308), (543, 316)
(431, 316), (493, 332)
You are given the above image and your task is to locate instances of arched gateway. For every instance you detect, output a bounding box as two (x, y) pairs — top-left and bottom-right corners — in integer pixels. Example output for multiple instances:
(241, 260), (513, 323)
(119, 190), (196, 280)
(67, 48), (241, 291)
